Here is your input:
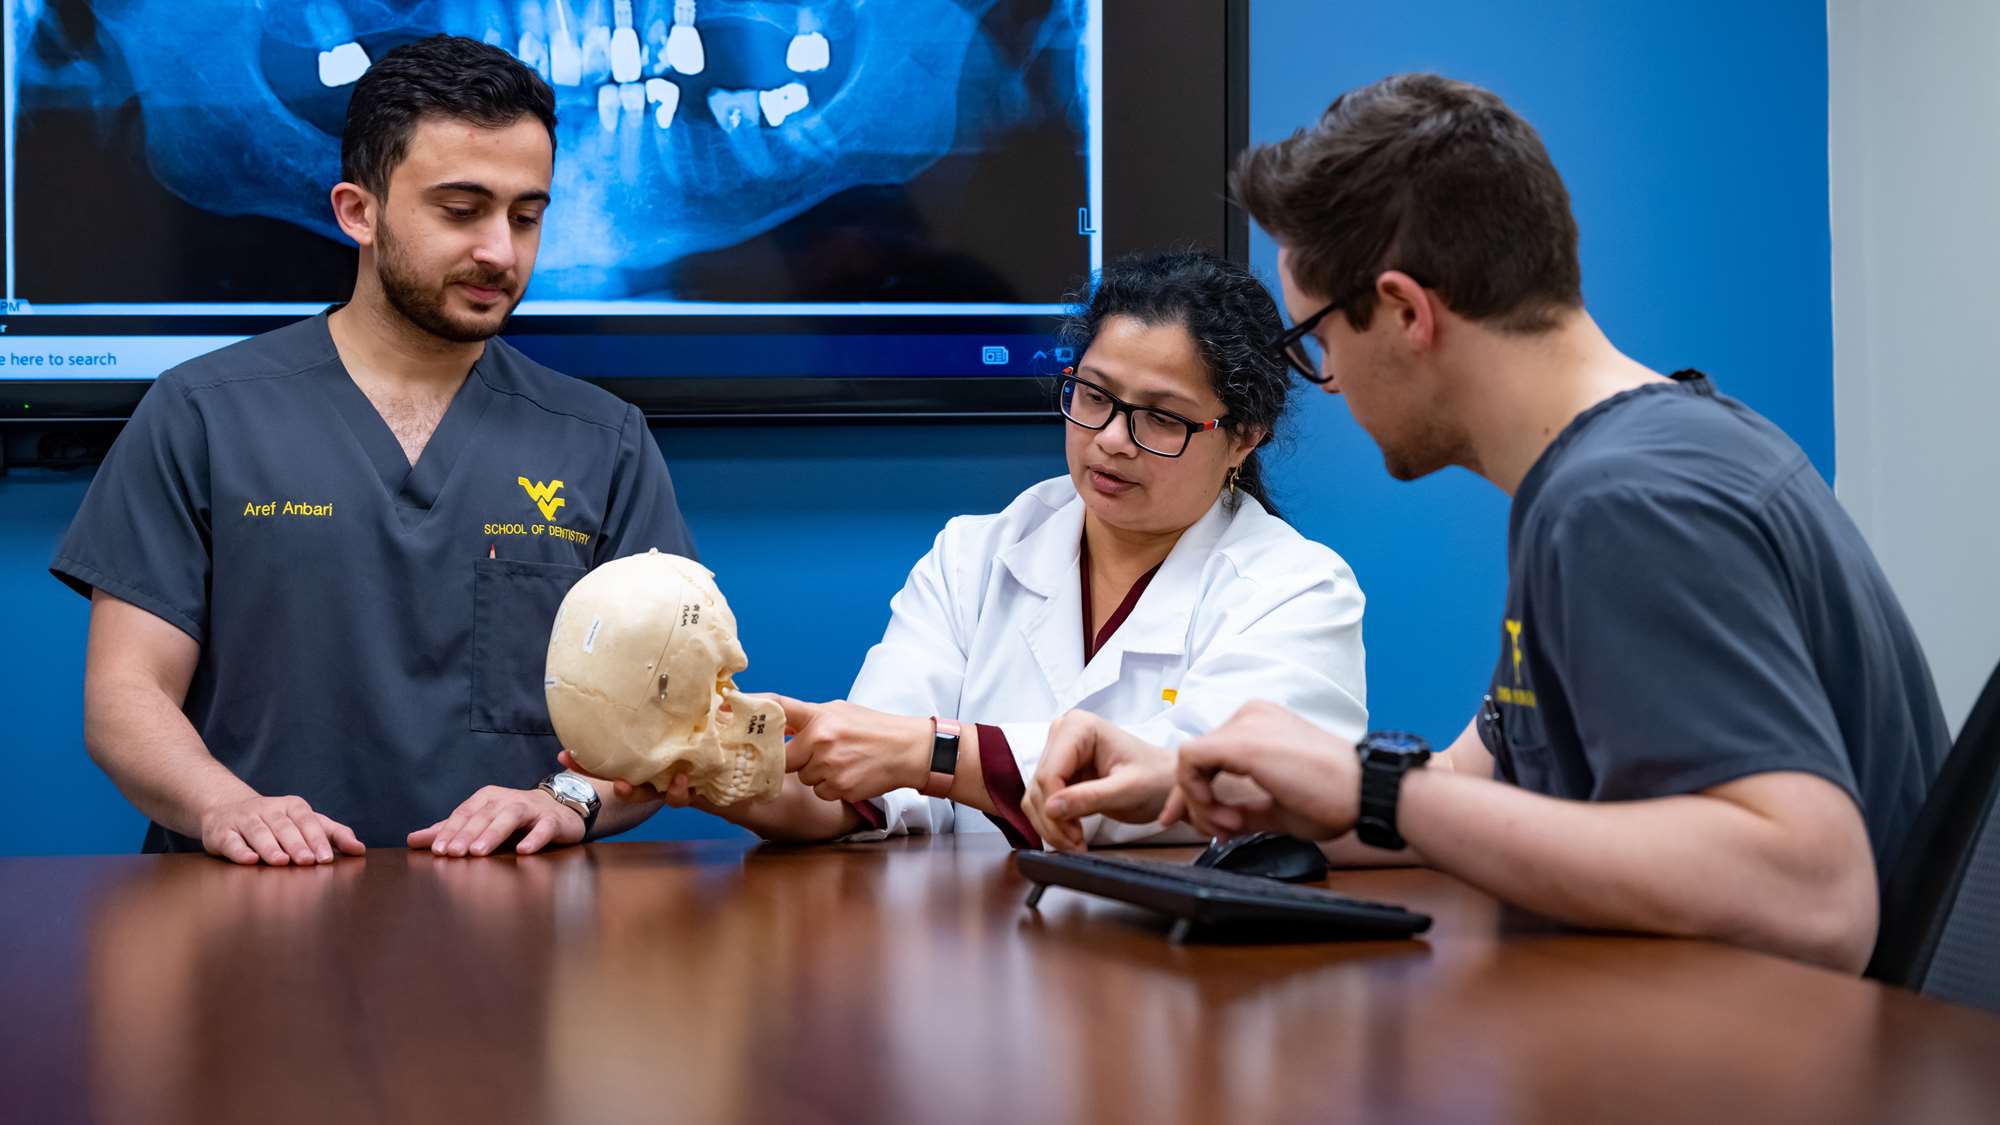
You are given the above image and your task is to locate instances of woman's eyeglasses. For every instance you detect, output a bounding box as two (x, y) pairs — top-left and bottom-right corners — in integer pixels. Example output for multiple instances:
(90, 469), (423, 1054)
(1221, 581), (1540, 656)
(1058, 370), (1231, 458)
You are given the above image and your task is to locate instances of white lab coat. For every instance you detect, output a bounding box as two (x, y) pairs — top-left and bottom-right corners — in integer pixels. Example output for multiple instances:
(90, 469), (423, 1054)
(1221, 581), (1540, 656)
(845, 475), (1368, 846)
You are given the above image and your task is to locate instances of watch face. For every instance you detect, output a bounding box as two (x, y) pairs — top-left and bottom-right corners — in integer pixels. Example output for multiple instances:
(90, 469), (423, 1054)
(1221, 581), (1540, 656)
(550, 773), (595, 804)
(1363, 730), (1432, 758)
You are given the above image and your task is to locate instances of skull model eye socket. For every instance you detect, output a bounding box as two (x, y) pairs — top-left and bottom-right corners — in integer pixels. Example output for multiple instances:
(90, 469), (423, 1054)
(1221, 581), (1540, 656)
(545, 550), (786, 805)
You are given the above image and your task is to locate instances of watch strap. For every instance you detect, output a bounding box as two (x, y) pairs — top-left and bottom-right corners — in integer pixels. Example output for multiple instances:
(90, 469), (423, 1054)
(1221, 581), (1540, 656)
(1355, 733), (1428, 851)
(922, 718), (962, 799)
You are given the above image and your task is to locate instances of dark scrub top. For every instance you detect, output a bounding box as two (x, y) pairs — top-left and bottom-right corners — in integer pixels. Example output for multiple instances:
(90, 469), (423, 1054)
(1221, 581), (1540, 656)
(1487, 370), (1948, 880)
(52, 312), (695, 851)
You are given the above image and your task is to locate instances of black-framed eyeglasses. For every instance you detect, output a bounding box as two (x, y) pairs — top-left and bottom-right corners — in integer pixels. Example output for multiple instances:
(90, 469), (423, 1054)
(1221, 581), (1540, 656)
(1266, 272), (1432, 386)
(1058, 370), (1232, 458)
(1268, 297), (1341, 385)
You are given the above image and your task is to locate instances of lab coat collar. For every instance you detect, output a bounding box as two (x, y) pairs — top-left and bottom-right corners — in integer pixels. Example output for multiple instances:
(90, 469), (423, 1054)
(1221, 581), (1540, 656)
(997, 488), (1085, 598)
(1001, 485), (1236, 707)
(1108, 493), (1232, 658)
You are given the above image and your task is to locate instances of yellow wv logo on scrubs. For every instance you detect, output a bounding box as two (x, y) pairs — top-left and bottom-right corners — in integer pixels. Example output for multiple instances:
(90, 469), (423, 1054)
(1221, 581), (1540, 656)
(1505, 618), (1525, 685)
(518, 477), (566, 521)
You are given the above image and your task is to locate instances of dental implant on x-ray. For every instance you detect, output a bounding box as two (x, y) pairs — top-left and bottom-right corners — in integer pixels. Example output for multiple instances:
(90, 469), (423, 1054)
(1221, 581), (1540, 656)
(306, 1), (369, 86)
(667, 0), (707, 74)
(610, 1), (644, 82)
(787, 9), (831, 74)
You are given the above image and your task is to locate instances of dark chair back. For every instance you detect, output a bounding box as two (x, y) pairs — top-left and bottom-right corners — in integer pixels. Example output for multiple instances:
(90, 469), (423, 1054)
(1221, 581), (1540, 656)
(1867, 659), (2000, 1011)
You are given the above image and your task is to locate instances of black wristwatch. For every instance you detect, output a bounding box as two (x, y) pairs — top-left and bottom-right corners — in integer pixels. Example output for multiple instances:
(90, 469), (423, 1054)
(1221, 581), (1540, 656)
(1355, 731), (1432, 850)
(921, 718), (962, 798)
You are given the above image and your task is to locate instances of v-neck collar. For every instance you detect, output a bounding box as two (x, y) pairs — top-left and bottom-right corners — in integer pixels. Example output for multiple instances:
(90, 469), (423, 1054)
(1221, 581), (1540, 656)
(1078, 532), (1164, 665)
(306, 311), (495, 527)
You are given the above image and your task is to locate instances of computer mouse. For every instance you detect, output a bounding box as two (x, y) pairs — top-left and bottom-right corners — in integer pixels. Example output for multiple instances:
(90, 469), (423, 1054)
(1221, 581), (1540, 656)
(1192, 832), (1330, 883)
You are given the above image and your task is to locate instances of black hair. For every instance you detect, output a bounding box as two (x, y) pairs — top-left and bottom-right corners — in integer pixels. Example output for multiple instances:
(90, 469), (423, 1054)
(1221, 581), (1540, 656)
(340, 35), (558, 196)
(1059, 249), (1292, 515)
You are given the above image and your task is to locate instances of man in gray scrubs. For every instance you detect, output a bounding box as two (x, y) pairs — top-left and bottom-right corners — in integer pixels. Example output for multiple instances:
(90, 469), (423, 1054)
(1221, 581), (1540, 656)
(53, 36), (688, 863)
(1030, 74), (1948, 973)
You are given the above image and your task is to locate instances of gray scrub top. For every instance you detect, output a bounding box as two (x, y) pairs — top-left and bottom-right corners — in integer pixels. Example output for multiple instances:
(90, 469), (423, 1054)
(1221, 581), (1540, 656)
(52, 312), (696, 850)
(1488, 371), (1947, 881)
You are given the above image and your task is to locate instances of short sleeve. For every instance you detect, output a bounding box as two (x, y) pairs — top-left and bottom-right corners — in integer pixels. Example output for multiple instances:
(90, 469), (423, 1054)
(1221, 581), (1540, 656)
(1533, 486), (1856, 803)
(49, 378), (213, 643)
(593, 404), (696, 565)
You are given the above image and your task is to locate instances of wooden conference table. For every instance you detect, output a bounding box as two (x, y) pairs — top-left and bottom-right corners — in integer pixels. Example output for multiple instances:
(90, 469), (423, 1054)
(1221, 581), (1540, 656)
(3, 835), (1996, 1125)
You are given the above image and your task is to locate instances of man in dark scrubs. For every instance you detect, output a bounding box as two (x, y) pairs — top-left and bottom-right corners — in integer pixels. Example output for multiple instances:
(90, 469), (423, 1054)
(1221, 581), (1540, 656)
(53, 36), (687, 864)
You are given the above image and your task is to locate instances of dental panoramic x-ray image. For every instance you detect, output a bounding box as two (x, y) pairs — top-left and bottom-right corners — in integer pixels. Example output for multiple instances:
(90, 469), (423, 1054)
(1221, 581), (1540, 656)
(8, 0), (1092, 305)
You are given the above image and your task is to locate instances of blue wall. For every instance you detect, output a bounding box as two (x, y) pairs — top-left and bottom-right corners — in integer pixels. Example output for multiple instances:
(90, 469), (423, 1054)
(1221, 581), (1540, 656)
(0, 0), (1832, 854)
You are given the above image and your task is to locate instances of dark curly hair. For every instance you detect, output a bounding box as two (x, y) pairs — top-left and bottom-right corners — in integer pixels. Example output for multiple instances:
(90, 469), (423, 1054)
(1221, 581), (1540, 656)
(341, 35), (558, 197)
(1059, 249), (1292, 515)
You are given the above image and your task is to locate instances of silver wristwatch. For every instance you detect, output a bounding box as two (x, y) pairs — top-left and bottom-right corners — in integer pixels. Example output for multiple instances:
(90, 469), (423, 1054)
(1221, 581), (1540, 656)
(537, 771), (601, 838)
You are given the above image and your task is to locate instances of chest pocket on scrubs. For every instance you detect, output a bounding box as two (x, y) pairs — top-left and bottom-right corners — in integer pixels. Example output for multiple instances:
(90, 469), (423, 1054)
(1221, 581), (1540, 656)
(1490, 692), (1556, 791)
(471, 558), (587, 735)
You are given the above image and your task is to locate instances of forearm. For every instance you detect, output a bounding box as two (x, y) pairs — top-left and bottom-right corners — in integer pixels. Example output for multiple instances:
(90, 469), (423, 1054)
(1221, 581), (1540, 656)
(1396, 769), (1877, 971)
(943, 724), (996, 816)
(84, 676), (257, 838)
(581, 778), (663, 840)
(1316, 835), (1418, 867)
(710, 777), (866, 844)
(1316, 722), (1481, 868)
(730, 719), (992, 842)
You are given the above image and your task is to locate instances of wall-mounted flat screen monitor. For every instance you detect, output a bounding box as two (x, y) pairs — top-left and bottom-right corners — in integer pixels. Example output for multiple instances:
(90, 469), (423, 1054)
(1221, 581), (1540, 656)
(0, 0), (1246, 430)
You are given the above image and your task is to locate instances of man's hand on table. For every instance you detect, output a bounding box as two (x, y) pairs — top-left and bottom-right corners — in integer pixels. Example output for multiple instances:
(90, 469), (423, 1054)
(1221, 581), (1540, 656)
(407, 785), (585, 857)
(200, 794), (366, 866)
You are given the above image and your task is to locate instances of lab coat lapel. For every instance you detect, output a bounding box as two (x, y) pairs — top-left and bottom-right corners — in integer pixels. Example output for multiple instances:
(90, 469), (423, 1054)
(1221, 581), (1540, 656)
(1066, 493), (1230, 706)
(998, 495), (1087, 704)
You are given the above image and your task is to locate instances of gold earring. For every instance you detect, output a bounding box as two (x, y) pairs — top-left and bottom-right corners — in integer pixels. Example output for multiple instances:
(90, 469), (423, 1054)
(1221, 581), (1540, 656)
(1226, 464), (1240, 497)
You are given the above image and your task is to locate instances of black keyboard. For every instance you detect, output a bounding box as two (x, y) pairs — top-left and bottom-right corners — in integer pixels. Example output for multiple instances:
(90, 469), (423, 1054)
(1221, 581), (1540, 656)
(1017, 851), (1431, 942)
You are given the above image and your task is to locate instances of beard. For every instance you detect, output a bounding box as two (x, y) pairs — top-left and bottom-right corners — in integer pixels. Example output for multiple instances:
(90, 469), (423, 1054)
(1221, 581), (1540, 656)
(375, 219), (523, 344)
(1376, 405), (1477, 480)
(1381, 440), (1452, 481)
(1359, 352), (1472, 481)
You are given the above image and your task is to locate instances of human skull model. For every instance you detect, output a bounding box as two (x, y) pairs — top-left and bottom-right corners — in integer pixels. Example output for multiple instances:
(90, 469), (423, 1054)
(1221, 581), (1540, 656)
(545, 550), (786, 805)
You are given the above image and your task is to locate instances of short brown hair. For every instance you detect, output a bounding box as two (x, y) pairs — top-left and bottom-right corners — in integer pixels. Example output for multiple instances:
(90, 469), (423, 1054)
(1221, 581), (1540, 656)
(1233, 73), (1582, 334)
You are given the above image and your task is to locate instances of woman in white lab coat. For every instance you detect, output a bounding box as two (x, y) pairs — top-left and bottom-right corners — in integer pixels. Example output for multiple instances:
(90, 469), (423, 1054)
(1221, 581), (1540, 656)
(577, 250), (1366, 847)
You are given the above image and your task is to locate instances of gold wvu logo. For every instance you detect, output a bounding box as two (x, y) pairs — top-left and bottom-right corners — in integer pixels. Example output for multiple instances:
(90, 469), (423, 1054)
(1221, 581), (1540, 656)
(1498, 618), (1537, 708)
(518, 477), (566, 521)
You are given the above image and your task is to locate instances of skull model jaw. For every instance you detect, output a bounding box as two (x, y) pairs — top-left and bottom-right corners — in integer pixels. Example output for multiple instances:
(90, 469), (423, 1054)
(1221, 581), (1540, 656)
(544, 551), (786, 806)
